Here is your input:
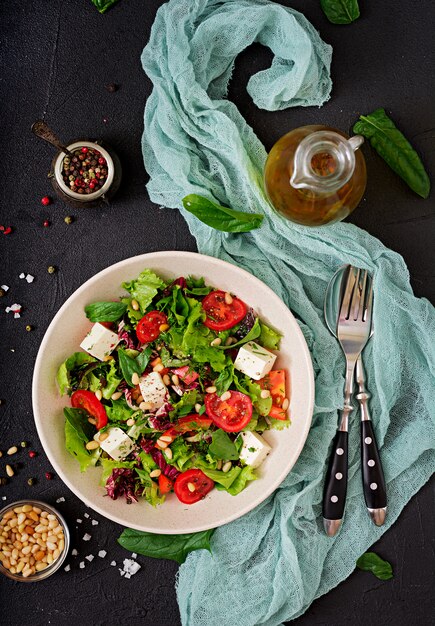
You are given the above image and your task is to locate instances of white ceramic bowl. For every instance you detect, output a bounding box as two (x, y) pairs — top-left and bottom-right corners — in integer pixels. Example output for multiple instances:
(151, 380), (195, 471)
(32, 252), (314, 534)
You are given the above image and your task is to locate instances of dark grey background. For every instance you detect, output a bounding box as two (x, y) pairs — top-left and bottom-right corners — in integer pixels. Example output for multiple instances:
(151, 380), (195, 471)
(1, 1), (434, 624)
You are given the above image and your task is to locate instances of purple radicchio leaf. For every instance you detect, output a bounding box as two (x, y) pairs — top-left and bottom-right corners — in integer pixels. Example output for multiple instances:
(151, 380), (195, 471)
(105, 468), (141, 504)
(150, 449), (180, 481)
(234, 308), (256, 341)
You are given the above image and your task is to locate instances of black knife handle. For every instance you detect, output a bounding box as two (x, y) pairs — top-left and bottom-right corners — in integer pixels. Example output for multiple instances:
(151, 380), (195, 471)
(361, 421), (387, 509)
(322, 430), (348, 521)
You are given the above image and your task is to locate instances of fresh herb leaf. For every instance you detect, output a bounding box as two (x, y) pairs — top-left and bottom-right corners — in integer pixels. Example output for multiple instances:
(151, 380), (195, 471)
(356, 552), (393, 580)
(209, 429), (240, 460)
(214, 365), (234, 396)
(136, 346), (152, 373)
(84, 301), (127, 323)
(353, 108), (430, 198)
(122, 269), (166, 312)
(202, 466), (242, 489)
(320, 0), (360, 24)
(182, 194), (263, 233)
(118, 528), (214, 564)
(118, 348), (142, 386)
(219, 318), (261, 350)
(91, 0), (120, 14)
(64, 407), (95, 441)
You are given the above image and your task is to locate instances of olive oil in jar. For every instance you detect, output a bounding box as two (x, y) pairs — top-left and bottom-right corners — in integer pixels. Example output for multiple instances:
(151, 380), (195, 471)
(264, 125), (367, 226)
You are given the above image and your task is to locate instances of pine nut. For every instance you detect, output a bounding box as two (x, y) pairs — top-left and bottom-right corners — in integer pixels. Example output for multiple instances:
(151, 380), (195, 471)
(34, 525), (45, 533)
(150, 469), (161, 478)
(46, 553), (53, 564)
(36, 562), (48, 572)
(22, 567), (33, 578)
(5, 465), (14, 477)
(22, 505), (32, 513)
(34, 550), (45, 561)
(20, 534), (29, 543)
(205, 386), (216, 394)
(160, 435), (173, 443)
(33, 507), (42, 514)
(7, 446), (18, 455)
(17, 513), (26, 525)
(187, 482), (196, 492)
(97, 432), (108, 443)
(46, 541), (56, 551)
(195, 403), (202, 413)
(222, 461), (232, 473)
(260, 389), (271, 399)
(48, 520), (57, 529)
(151, 357), (162, 366)
(40, 511), (48, 517)
(216, 460), (223, 470)
(86, 440), (100, 450)
(164, 447), (173, 460)
(210, 337), (222, 347)
(220, 391), (231, 401)
(53, 548), (60, 560)
(58, 539), (65, 552)
(88, 417), (97, 425)
(136, 394), (144, 403)
(139, 401), (153, 411)
(162, 374), (171, 386)
(16, 561), (24, 573)
(171, 374), (179, 385)
(282, 398), (289, 411)
(103, 355), (114, 362)
(95, 389), (103, 401)
(111, 391), (123, 401)
(28, 511), (39, 522)
(131, 372), (140, 386)
(126, 418), (136, 426)
(225, 336), (235, 346)
(153, 363), (164, 373)
(131, 299), (140, 311)
(159, 323), (169, 332)
(224, 292), (233, 305)
(156, 439), (168, 449)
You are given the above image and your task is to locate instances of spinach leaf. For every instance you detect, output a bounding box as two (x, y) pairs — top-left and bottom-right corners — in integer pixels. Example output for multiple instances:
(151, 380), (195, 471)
(118, 528), (214, 564)
(218, 318), (261, 350)
(320, 0), (360, 24)
(182, 194), (263, 233)
(91, 0), (120, 14)
(214, 366), (234, 396)
(84, 301), (126, 323)
(64, 407), (95, 441)
(122, 269), (166, 312)
(356, 552), (393, 580)
(136, 346), (152, 372)
(202, 466), (242, 489)
(57, 352), (97, 395)
(209, 429), (240, 460)
(118, 348), (142, 386)
(353, 109), (430, 198)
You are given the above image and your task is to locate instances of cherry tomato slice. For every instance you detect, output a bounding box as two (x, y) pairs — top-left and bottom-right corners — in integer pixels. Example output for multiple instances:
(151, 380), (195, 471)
(136, 311), (167, 344)
(174, 469), (215, 504)
(158, 474), (173, 494)
(71, 390), (108, 430)
(175, 415), (213, 432)
(99, 321), (114, 329)
(204, 391), (253, 432)
(202, 291), (247, 331)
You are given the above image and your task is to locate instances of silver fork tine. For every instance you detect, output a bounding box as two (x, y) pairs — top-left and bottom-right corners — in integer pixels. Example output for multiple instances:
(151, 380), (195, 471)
(350, 268), (362, 320)
(339, 266), (356, 321)
(356, 270), (368, 321)
(363, 277), (374, 326)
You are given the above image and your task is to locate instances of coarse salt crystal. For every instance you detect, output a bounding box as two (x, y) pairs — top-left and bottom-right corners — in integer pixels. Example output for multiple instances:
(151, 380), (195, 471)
(84, 513), (90, 518)
(124, 573), (131, 579)
(79, 562), (85, 569)
(19, 273), (25, 279)
(122, 559), (141, 576)
(131, 553), (137, 559)
(1, 496), (6, 501)
(119, 570), (125, 576)
(25, 274), (34, 283)
(98, 550), (107, 558)
(64, 564), (71, 572)
(14, 313), (20, 319)
(5, 307), (11, 313)
(1, 285), (9, 291)
(71, 549), (78, 556)
(83, 533), (91, 541)
(91, 520), (99, 526)
(85, 555), (94, 562)
(56, 497), (65, 503)
(76, 519), (82, 524)
(110, 561), (116, 566)
(10, 304), (21, 312)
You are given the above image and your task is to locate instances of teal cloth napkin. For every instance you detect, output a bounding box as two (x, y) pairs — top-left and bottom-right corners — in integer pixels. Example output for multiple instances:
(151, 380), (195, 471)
(141, 1), (435, 624)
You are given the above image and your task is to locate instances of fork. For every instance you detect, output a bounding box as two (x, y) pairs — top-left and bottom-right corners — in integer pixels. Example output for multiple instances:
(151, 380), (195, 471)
(323, 267), (373, 537)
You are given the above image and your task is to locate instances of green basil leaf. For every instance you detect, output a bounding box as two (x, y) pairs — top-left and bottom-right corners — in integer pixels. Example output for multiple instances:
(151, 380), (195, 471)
(63, 407), (95, 441)
(84, 301), (127, 323)
(353, 109), (430, 198)
(182, 194), (263, 233)
(118, 348), (142, 386)
(356, 552), (393, 580)
(136, 346), (152, 372)
(118, 528), (214, 564)
(214, 366), (234, 396)
(91, 0), (120, 14)
(320, 0), (360, 24)
(209, 429), (240, 460)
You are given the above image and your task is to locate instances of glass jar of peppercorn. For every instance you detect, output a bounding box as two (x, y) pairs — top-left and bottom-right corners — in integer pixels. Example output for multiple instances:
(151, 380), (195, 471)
(51, 141), (122, 208)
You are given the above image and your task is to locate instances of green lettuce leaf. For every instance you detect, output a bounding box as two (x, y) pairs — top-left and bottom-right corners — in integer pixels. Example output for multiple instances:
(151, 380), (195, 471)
(57, 352), (97, 395)
(106, 398), (136, 422)
(201, 465), (242, 489)
(225, 465), (257, 495)
(102, 359), (123, 399)
(122, 269), (166, 312)
(168, 438), (195, 471)
(259, 322), (281, 350)
(64, 419), (99, 472)
(99, 458), (136, 485)
(64, 407), (95, 441)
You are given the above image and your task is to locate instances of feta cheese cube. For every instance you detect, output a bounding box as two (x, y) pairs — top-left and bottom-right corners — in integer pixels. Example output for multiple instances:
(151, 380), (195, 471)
(139, 372), (167, 411)
(234, 341), (277, 380)
(239, 431), (271, 469)
(80, 323), (120, 361)
(95, 427), (134, 461)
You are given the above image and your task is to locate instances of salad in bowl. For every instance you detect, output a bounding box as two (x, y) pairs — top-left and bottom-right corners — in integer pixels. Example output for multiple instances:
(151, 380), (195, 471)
(57, 269), (290, 508)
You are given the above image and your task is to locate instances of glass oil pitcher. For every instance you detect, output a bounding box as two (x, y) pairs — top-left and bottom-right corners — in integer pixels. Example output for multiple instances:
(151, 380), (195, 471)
(264, 125), (367, 226)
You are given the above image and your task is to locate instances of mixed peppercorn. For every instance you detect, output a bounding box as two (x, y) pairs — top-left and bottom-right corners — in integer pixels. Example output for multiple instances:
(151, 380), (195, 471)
(61, 147), (108, 195)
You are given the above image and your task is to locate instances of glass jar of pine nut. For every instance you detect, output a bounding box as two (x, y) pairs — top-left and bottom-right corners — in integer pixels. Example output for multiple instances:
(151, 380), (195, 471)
(0, 500), (70, 582)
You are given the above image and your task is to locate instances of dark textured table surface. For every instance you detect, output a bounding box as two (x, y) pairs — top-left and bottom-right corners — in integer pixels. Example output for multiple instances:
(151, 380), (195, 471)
(1, 1), (434, 624)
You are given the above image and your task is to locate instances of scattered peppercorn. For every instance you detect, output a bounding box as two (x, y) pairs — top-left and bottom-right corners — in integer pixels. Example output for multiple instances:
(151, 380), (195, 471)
(47, 265), (56, 274)
(43, 219), (50, 227)
(0, 288), (5, 297)
(45, 472), (54, 480)
(0, 477), (8, 486)
(20, 441), (28, 448)
(25, 325), (33, 332)
(2, 226), (12, 235)
(64, 215), (73, 224)
(29, 451), (37, 458)
(106, 83), (118, 93)
(61, 147), (107, 195)
(41, 196), (51, 206)
(27, 477), (36, 486)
